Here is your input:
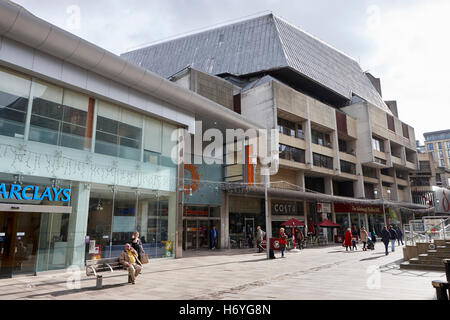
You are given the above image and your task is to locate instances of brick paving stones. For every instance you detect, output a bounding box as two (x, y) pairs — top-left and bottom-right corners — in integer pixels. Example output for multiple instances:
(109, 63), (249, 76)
(0, 244), (445, 300)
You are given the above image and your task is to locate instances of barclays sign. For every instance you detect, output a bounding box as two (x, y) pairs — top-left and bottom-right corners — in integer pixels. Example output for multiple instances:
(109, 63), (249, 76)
(0, 183), (71, 202)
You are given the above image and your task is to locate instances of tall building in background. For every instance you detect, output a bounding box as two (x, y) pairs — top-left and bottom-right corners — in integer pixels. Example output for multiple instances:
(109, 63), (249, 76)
(411, 130), (450, 214)
(122, 13), (427, 248)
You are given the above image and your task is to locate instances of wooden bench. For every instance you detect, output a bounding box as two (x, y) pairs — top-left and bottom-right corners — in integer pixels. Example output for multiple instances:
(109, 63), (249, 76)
(431, 258), (450, 300)
(86, 257), (125, 289)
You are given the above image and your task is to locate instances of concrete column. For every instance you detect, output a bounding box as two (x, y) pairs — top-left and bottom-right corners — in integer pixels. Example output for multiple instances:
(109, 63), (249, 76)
(296, 170), (305, 192)
(332, 202), (337, 237)
(385, 139), (393, 167)
(66, 182), (90, 268)
(324, 176), (333, 195)
(304, 103), (313, 169)
(220, 191), (229, 249)
(168, 192), (177, 257)
(392, 168), (400, 201)
(303, 201), (308, 234)
(175, 129), (185, 258)
(355, 163), (365, 198)
(139, 201), (149, 241)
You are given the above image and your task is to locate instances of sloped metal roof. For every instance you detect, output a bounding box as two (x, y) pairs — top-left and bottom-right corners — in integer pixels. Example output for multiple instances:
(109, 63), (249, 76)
(121, 13), (390, 113)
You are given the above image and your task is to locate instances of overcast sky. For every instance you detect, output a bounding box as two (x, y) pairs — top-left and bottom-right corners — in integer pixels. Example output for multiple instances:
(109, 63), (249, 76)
(12, 0), (450, 143)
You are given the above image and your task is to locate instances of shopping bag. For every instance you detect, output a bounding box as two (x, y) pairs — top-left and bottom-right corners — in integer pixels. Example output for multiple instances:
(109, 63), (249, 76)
(140, 253), (149, 264)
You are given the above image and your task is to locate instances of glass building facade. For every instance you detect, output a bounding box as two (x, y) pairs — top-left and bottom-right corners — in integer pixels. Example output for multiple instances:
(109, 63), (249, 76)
(0, 65), (180, 278)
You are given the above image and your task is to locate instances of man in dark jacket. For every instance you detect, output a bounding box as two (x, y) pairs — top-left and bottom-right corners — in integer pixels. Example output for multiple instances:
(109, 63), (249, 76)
(388, 226), (398, 252)
(381, 226), (391, 255)
(210, 226), (218, 250)
(395, 226), (404, 246)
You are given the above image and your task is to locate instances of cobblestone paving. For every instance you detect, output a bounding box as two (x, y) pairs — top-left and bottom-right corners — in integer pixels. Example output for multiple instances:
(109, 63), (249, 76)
(0, 244), (445, 300)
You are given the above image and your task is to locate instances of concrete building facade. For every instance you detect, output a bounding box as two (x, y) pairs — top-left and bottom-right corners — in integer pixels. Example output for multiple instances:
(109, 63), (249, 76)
(122, 13), (425, 248)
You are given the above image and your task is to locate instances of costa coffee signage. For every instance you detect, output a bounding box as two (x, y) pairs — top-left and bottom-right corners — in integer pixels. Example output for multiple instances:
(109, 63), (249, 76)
(334, 203), (383, 214)
(271, 201), (301, 215)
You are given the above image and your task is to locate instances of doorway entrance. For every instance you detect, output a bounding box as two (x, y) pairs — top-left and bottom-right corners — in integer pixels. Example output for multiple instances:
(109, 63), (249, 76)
(183, 219), (220, 250)
(0, 212), (40, 278)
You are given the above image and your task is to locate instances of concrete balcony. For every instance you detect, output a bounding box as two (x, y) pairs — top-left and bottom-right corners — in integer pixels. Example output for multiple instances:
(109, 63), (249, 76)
(406, 161), (418, 170)
(363, 176), (379, 184)
(380, 174), (395, 184)
(391, 155), (404, 166)
(278, 158), (307, 170)
(312, 143), (334, 157)
(339, 151), (357, 163)
(279, 133), (306, 150)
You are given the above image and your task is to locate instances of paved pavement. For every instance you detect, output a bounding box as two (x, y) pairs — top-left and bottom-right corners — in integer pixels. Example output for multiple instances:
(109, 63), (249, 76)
(0, 243), (446, 300)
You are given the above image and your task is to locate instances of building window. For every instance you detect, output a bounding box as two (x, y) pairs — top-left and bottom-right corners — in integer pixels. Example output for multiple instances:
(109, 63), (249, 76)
(279, 144), (305, 163)
(338, 139), (354, 154)
(438, 142), (442, 150)
(95, 100), (142, 161)
(446, 141), (450, 149)
(428, 143), (433, 151)
(374, 157), (387, 165)
(313, 153), (333, 169)
(386, 114), (395, 132)
(372, 136), (384, 152)
(439, 150), (444, 159)
(29, 81), (91, 150)
(402, 123), (409, 139)
(278, 118), (303, 139)
(340, 160), (356, 174)
(419, 161), (431, 171)
(0, 67), (31, 139)
(440, 159), (445, 167)
(362, 165), (377, 178)
(311, 129), (331, 148)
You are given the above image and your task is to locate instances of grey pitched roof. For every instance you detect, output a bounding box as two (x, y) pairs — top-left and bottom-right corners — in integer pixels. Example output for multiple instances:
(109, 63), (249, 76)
(121, 13), (390, 113)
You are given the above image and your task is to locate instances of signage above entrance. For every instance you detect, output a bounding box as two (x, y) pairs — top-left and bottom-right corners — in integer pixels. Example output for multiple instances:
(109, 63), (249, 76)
(334, 203), (382, 214)
(0, 183), (71, 202)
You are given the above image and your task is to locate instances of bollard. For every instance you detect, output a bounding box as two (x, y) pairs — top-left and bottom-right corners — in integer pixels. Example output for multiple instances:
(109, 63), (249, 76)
(96, 275), (103, 289)
(269, 248), (276, 259)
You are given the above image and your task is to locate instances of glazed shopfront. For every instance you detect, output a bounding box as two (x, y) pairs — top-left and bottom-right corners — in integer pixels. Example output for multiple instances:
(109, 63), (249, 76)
(0, 177), (72, 278)
(0, 65), (182, 277)
(182, 161), (222, 250)
(333, 203), (403, 236)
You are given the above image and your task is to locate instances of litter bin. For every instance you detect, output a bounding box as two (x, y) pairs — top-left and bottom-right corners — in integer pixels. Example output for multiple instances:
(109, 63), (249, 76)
(161, 241), (173, 257)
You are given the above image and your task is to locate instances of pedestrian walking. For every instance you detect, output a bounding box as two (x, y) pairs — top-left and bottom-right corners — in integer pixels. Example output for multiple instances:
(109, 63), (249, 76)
(381, 226), (390, 255)
(371, 230), (377, 243)
(388, 225), (397, 252)
(360, 227), (368, 251)
(256, 226), (265, 253)
(119, 243), (142, 284)
(210, 225), (218, 250)
(395, 226), (404, 245)
(279, 228), (288, 258)
(351, 237), (357, 250)
(344, 228), (353, 251)
(131, 231), (145, 262)
(247, 233), (254, 248)
(295, 229), (304, 249)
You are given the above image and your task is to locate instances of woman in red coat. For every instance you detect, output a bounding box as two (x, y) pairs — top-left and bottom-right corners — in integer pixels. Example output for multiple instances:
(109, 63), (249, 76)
(344, 228), (353, 251)
(279, 228), (288, 258)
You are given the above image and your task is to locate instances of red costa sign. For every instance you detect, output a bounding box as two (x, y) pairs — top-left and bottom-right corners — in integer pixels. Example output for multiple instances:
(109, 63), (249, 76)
(334, 203), (383, 214)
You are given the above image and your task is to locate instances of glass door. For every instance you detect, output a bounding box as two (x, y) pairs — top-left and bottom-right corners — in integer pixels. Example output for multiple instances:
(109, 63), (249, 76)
(0, 212), (40, 278)
(244, 218), (255, 248)
(198, 220), (210, 249)
(184, 220), (197, 250)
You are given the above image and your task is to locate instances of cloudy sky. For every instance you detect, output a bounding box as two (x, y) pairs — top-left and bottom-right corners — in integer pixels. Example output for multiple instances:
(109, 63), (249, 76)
(12, 0), (450, 143)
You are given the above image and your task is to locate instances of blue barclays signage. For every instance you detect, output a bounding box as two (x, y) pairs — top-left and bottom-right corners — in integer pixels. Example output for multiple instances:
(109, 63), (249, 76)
(0, 183), (71, 202)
